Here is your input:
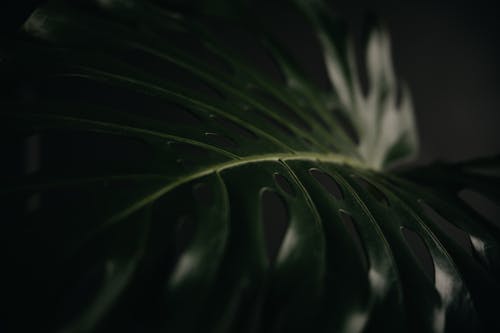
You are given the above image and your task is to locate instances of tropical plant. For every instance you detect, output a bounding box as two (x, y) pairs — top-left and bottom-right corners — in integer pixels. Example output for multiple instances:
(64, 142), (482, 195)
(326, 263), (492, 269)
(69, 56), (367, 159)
(1, 0), (499, 332)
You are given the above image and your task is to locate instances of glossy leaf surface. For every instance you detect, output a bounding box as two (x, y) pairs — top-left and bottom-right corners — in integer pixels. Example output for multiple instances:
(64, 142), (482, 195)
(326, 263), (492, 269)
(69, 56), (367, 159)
(0, 1), (498, 332)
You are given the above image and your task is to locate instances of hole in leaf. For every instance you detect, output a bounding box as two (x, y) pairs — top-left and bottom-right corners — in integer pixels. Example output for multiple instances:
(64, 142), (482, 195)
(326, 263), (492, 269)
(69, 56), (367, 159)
(309, 168), (343, 200)
(193, 182), (213, 206)
(401, 227), (435, 283)
(175, 215), (197, 257)
(339, 210), (368, 270)
(211, 115), (257, 139)
(351, 175), (389, 206)
(331, 108), (359, 144)
(459, 189), (500, 228)
(261, 190), (289, 264)
(204, 132), (237, 149)
(273, 173), (295, 196)
(419, 200), (473, 256)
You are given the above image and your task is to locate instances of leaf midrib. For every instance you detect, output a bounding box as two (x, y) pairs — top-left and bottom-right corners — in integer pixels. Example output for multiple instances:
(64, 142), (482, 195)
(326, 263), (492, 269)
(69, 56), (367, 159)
(105, 151), (364, 225)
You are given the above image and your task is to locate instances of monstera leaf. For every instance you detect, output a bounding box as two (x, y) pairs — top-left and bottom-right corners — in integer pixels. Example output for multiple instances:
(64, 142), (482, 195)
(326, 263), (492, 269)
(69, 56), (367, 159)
(1, 0), (499, 332)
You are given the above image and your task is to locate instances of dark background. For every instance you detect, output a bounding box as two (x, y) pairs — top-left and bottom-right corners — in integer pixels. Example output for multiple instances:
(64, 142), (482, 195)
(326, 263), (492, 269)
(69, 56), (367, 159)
(216, 0), (500, 167)
(273, 0), (500, 166)
(2, 1), (499, 226)
(336, 0), (500, 165)
(1, 1), (499, 330)
(256, 0), (500, 246)
(3, 0), (500, 165)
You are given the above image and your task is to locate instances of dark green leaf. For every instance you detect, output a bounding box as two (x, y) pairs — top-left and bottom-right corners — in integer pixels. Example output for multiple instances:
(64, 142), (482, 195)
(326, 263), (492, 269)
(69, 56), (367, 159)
(1, 1), (498, 332)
